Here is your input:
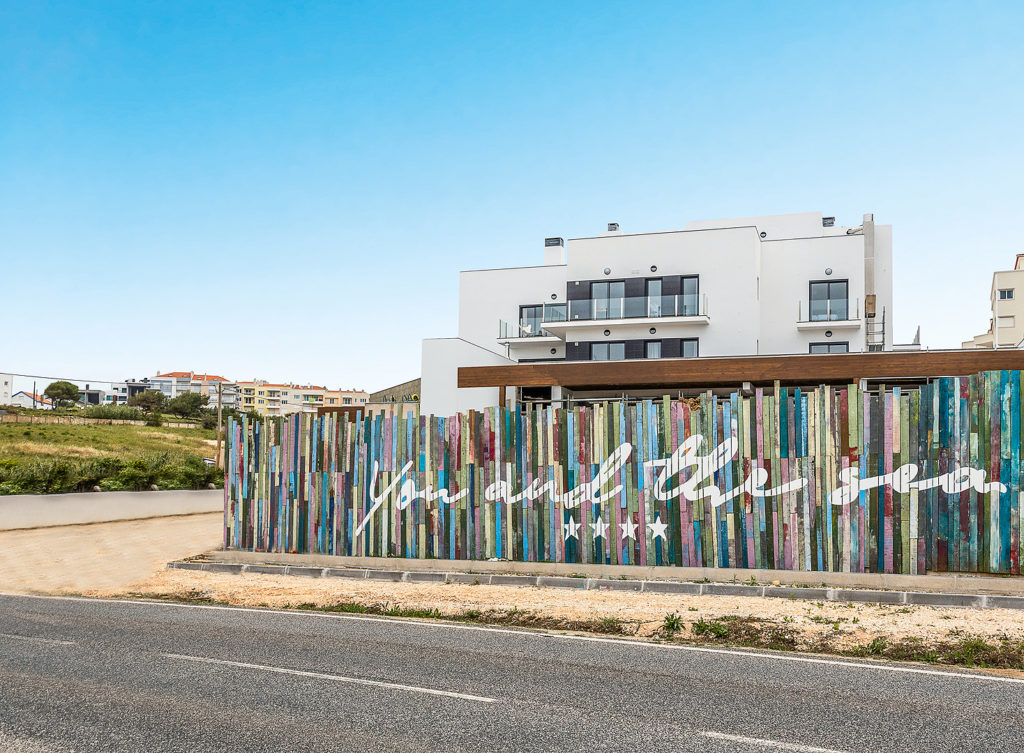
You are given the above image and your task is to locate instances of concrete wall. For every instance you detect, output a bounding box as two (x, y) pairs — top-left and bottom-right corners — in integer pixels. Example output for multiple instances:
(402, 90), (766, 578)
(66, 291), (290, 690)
(0, 489), (223, 531)
(458, 264), (567, 356)
(420, 337), (515, 416)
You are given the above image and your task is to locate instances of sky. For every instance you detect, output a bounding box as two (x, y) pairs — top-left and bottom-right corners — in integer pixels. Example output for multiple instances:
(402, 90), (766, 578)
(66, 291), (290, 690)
(2, 1), (1023, 393)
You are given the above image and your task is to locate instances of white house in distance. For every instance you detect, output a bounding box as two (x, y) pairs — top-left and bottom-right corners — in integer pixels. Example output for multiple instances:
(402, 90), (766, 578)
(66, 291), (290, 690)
(0, 374), (12, 405)
(962, 254), (1024, 349)
(9, 391), (53, 409)
(421, 211), (893, 416)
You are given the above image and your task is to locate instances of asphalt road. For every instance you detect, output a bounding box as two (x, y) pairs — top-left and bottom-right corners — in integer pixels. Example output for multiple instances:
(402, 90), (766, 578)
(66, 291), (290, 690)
(1, 594), (1022, 752)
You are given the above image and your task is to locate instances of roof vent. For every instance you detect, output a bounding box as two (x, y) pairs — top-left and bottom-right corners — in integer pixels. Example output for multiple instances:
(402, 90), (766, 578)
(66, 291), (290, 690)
(607, 222), (619, 232)
(822, 216), (835, 227)
(544, 237), (564, 247)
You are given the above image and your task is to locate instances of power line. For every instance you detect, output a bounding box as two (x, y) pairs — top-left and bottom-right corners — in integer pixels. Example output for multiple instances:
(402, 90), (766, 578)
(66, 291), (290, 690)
(1, 370), (142, 386)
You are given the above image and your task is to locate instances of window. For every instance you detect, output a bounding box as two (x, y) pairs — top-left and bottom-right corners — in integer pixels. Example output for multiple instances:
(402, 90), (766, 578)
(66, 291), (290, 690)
(519, 305), (543, 336)
(681, 338), (699, 358)
(645, 340), (662, 358)
(809, 280), (848, 321)
(343, 397), (352, 404)
(680, 276), (699, 316)
(809, 342), (849, 354)
(592, 281), (625, 320)
(999, 289), (1015, 300)
(646, 279), (663, 317)
(591, 342), (625, 361)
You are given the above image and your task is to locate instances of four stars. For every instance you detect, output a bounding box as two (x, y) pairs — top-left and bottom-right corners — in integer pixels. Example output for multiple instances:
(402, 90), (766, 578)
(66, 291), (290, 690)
(562, 515), (668, 541)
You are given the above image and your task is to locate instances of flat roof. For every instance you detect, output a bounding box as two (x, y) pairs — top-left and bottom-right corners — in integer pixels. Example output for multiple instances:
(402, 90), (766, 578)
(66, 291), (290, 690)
(458, 350), (1024, 390)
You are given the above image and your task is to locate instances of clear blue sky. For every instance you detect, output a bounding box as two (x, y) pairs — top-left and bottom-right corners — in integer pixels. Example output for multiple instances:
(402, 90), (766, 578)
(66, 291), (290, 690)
(3, 1), (1023, 392)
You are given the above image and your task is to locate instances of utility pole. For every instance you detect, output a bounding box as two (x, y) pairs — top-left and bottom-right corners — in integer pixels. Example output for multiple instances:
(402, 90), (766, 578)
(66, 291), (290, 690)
(32, 380), (36, 408)
(215, 382), (223, 469)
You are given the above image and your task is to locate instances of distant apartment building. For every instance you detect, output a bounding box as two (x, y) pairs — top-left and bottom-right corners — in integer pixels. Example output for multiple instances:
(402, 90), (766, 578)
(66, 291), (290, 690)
(237, 381), (368, 415)
(963, 254), (1024, 349)
(0, 374), (12, 405)
(421, 211), (894, 416)
(149, 371), (238, 409)
(77, 384), (105, 406)
(104, 378), (152, 405)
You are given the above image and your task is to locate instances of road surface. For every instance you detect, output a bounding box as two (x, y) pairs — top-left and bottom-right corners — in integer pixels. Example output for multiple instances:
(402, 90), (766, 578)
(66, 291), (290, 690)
(0, 593), (1021, 752)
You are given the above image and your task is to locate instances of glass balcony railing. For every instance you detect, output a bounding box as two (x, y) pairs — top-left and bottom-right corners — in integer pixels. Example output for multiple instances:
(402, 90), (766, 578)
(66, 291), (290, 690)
(568, 294), (707, 321)
(499, 319), (557, 338)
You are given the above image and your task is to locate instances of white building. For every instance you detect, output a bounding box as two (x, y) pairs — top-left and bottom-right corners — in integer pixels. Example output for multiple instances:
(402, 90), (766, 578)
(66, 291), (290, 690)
(962, 254), (1024, 349)
(421, 211), (893, 416)
(149, 372), (237, 409)
(0, 374), (12, 405)
(10, 391), (53, 409)
(104, 378), (153, 405)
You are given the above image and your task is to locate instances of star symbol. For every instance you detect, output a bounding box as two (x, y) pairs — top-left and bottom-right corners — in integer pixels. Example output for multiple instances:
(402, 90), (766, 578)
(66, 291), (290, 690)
(648, 517), (668, 541)
(620, 519), (638, 540)
(591, 517), (609, 539)
(563, 515), (581, 540)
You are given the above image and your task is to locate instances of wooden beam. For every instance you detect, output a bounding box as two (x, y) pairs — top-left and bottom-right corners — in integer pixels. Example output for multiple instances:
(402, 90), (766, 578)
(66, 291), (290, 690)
(458, 350), (1024, 390)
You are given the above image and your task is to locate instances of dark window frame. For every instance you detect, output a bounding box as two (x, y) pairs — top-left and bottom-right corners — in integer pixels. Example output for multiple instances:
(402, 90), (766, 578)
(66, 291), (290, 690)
(808, 279), (849, 322)
(518, 304), (543, 336)
(590, 341), (626, 361)
(681, 338), (699, 358)
(645, 340), (662, 359)
(809, 341), (849, 354)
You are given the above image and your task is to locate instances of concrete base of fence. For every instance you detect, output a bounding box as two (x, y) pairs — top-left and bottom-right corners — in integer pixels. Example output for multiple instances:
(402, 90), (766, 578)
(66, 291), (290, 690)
(197, 549), (1024, 596)
(0, 489), (223, 530)
(168, 555), (1024, 611)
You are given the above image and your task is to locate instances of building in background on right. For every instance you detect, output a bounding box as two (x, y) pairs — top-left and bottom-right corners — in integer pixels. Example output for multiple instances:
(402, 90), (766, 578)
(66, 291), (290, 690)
(962, 254), (1024, 349)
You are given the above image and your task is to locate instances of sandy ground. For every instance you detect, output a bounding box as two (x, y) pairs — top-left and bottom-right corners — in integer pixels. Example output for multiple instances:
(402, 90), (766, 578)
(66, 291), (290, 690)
(3, 512), (1024, 654)
(106, 568), (1024, 650)
(0, 513), (222, 593)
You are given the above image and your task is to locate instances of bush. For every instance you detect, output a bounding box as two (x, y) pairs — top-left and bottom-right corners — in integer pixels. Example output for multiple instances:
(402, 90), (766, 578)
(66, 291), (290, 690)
(201, 414), (218, 430)
(82, 405), (145, 421)
(145, 413), (163, 427)
(0, 452), (222, 495)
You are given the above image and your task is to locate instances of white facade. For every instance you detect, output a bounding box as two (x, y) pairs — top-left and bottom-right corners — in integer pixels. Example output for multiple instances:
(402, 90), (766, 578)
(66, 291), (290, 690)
(10, 391), (52, 409)
(0, 374), (12, 405)
(422, 211), (894, 417)
(962, 254), (1024, 349)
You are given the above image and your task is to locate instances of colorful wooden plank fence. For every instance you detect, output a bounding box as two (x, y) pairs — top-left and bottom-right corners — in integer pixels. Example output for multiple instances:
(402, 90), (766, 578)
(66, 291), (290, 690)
(224, 371), (1024, 575)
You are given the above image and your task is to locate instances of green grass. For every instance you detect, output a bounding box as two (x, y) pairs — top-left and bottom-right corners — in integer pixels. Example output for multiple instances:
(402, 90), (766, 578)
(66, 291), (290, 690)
(0, 423), (220, 495)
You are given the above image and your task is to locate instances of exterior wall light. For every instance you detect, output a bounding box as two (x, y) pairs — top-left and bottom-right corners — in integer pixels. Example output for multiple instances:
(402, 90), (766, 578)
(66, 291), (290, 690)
(759, 231), (766, 238)
(825, 330), (833, 338)
(650, 265), (657, 272)
(825, 268), (833, 276)
(550, 348), (557, 355)
(649, 327), (656, 334)
(603, 267), (611, 275)
(604, 329), (611, 336)
(550, 293), (557, 300)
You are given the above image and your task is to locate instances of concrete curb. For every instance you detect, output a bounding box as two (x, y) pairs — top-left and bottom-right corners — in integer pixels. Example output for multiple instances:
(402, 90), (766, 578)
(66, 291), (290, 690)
(166, 560), (1024, 611)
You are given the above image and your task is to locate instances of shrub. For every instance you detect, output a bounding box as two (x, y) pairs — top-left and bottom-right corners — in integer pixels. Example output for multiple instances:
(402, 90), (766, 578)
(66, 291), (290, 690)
(0, 452), (221, 495)
(82, 405), (145, 421)
(661, 612), (684, 637)
(145, 413), (163, 427)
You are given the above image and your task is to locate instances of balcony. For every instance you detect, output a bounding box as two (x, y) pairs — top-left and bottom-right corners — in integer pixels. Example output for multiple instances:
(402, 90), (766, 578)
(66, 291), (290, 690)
(543, 294), (710, 338)
(796, 299), (862, 331)
(497, 302), (567, 343)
